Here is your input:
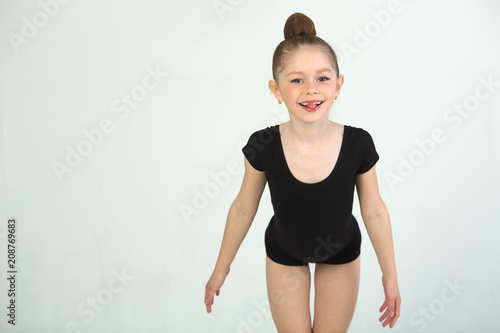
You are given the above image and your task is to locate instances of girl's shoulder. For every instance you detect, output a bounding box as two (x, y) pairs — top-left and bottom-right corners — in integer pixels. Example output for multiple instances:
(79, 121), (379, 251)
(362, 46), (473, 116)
(245, 124), (280, 142)
(345, 124), (375, 138)
(242, 124), (280, 172)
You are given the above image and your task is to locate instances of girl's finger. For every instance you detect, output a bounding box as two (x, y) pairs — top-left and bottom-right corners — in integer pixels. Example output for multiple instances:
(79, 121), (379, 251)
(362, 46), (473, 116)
(379, 308), (389, 322)
(379, 299), (387, 312)
(390, 298), (401, 327)
(205, 291), (213, 313)
(382, 305), (395, 327)
(395, 296), (401, 316)
(204, 288), (212, 303)
(382, 315), (392, 327)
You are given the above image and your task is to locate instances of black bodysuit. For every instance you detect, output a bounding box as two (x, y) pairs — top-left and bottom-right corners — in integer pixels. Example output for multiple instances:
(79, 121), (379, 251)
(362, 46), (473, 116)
(242, 124), (379, 266)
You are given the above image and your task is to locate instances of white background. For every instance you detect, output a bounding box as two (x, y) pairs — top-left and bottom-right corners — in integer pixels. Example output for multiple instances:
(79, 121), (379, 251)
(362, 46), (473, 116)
(1, 0), (499, 332)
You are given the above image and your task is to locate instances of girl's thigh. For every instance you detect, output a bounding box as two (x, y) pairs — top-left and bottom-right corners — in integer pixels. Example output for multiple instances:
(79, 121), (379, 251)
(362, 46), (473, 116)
(265, 256), (312, 333)
(312, 255), (361, 333)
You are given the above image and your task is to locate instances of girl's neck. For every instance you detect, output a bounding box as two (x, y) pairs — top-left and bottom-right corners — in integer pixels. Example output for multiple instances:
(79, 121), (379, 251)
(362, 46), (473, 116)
(284, 119), (338, 146)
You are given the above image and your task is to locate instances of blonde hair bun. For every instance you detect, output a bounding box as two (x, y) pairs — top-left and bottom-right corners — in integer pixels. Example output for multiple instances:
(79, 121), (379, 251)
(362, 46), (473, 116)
(283, 12), (317, 40)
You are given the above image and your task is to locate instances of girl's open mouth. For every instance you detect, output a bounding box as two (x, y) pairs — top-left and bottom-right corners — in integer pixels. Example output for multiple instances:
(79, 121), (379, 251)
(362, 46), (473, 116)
(299, 101), (323, 112)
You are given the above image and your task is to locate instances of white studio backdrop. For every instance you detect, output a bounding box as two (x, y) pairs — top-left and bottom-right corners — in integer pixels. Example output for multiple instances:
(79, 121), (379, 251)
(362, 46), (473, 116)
(0, 0), (499, 332)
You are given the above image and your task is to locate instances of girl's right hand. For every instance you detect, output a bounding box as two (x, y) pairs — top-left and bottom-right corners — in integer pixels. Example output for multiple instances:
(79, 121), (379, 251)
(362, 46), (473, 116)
(204, 267), (230, 313)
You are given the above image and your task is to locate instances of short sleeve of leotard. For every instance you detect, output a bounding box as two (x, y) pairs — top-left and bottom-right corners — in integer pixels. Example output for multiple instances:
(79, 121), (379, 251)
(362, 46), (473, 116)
(357, 129), (380, 174)
(242, 130), (266, 171)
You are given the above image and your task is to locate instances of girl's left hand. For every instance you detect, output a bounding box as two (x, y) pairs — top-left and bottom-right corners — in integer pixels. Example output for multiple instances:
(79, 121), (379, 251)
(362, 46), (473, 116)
(379, 275), (401, 328)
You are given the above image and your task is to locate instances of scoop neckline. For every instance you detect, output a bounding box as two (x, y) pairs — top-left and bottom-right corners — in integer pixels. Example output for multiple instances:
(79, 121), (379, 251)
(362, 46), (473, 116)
(276, 123), (348, 186)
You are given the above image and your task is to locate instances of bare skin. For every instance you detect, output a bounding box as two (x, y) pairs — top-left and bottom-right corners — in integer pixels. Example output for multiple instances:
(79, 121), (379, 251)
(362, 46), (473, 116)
(205, 45), (401, 331)
(266, 256), (312, 332)
(278, 120), (344, 184)
(204, 156), (267, 314)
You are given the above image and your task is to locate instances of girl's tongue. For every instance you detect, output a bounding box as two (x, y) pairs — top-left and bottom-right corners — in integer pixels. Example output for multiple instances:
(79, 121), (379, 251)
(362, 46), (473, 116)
(300, 102), (322, 111)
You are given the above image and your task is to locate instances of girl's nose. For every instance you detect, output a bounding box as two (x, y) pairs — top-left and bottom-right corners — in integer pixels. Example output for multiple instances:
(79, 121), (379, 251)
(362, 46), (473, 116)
(305, 81), (319, 94)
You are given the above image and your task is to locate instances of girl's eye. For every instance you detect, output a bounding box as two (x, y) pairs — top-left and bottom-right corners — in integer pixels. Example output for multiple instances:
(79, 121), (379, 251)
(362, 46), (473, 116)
(291, 77), (329, 83)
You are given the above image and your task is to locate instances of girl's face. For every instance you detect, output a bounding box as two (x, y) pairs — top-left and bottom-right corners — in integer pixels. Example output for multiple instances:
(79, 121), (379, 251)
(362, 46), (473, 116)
(269, 45), (344, 124)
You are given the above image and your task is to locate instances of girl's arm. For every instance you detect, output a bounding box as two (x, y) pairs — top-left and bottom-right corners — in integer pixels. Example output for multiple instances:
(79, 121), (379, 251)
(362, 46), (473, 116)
(205, 157), (267, 313)
(355, 165), (401, 328)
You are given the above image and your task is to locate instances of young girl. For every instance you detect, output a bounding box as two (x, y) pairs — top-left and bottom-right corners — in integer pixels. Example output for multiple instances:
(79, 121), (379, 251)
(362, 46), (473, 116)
(205, 12), (400, 332)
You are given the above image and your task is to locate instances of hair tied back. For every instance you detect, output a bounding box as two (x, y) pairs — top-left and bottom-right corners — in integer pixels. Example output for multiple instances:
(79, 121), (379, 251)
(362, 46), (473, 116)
(283, 12), (317, 40)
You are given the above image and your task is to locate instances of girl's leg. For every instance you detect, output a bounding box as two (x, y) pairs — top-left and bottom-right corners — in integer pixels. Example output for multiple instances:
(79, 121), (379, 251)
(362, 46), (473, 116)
(312, 255), (361, 333)
(266, 256), (313, 333)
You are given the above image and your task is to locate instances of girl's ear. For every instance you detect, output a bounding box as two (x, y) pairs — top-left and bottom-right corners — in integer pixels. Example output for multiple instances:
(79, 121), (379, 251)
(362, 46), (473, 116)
(335, 74), (345, 100)
(268, 80), (282, 104)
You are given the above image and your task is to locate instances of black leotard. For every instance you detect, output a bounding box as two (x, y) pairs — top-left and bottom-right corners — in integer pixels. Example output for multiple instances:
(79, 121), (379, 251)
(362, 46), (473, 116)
(242, 124), (379, 266)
